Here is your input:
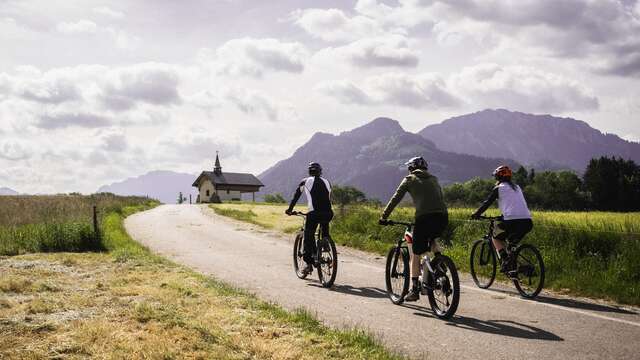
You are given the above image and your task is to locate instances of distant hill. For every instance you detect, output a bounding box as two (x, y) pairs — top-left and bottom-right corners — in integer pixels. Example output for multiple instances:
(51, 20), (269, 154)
(97, 170), (198, 204)
(259, 118), (518, 202)
(0, 187), (19, 195)
(419, 109), (640, 172)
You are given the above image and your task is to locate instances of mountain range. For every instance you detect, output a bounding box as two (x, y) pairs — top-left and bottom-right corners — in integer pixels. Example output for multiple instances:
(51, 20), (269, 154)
(259, 117), (517, 201)
(0, 187), (19, 196)
(419, 109), (640, 172)
(94, 109), (640, 202)
(97, 170), (198, 204)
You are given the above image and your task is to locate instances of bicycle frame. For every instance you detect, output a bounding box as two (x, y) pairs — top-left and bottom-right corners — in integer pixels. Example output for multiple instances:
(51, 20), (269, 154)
(388, 222), (436, 278)
(479, 216), (518, 254)
(294, 212), (325, 241)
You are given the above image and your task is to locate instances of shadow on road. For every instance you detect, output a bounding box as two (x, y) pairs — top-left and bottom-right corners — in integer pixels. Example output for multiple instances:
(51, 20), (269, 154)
(402, 303), (564, 341)
(533, 295), (637, 315)
(327, 284), (388, 299)
(484, 288), (637, 315)
(446, 316), (564, 341)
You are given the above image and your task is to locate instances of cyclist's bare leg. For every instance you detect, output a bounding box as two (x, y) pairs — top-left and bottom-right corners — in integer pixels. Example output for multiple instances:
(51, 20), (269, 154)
(407, 243), (420, 278)
(492, 238), (506, 255)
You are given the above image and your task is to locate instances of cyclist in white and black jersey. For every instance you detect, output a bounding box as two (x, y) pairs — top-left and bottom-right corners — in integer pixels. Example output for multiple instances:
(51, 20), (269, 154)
(286, 162), (334, 275)
(472, 165), (533, 273)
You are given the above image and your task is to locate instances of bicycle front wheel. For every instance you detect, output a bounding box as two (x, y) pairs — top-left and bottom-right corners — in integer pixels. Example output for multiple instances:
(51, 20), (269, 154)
(293, 232), (308, 279)
(426, 255), (460, 319)
(470, 239), (496, 289)
(317, 237), (338, 288)
(512, 244), (545, 298)
(385, 245), (409, 304)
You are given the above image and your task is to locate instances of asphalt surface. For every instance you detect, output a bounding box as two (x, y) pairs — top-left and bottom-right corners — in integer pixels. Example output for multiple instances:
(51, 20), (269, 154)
(125, 205), (640, 359)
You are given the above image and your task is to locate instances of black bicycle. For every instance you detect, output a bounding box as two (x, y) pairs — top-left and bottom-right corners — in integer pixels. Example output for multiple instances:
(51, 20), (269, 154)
(470, 216), (545, 298)
(381, 219), (460, 319)
(291, 211), (338, 288)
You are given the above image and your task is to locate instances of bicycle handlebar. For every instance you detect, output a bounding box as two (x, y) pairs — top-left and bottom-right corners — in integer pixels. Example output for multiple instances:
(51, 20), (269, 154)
(290, 211), (307, 216)
(379, 219), (414, 227)
(475, 215), (501, 220)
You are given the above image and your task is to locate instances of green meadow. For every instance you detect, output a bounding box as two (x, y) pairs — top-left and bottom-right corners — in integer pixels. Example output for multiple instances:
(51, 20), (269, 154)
(212, 203), (640, 305)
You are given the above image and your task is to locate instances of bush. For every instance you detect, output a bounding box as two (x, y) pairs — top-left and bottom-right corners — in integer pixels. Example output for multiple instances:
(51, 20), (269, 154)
(264, 193), (286, 203)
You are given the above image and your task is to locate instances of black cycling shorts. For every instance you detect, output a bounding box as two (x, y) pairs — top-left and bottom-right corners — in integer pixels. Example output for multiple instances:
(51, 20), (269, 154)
(412, 212), (448, 255)
(494, 218), (533, 243)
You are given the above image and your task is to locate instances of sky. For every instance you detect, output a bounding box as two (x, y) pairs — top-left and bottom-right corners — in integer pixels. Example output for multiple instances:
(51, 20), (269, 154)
(1, 0), (639, 194)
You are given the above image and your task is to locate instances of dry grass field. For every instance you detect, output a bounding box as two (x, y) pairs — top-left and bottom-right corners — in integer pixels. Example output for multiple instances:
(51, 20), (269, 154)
(0, 197), (398, 359)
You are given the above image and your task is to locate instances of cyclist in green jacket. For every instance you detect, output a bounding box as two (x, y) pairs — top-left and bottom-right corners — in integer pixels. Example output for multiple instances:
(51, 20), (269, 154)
(379, 157), (448, 301)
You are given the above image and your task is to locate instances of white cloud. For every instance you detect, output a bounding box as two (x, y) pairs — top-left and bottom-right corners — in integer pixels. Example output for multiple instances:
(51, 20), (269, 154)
(203, 38), (309, 77)
(99, 63), (182, 111)
(55, 20), (138, 50)
(449, 63), (599, 113)
(106, 27), (140, 50)
(0, 140), (32, 161)
(317, 64), (598, 112)
(223, 87), (296, 122)
(315, 80), (373, 105)
(38, 112), (111, 129)
(416, 0), (640, 76)
(316, 34), (420, 68)
(0, 17), (38, 40)
(366, 72), (459, 108)
(96, 129), (128, 152)
(290, 8), (386, 42)
(92, 6), (124, 19)
(0, 63), (182, 116)
(317, 72), (459, 108)
(155, 131), (242, 164)
(56, 20), (98, 34)
(188, 90), (221, 115)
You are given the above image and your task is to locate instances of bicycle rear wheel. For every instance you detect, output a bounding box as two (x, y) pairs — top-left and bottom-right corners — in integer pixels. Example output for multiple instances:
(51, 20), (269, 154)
(292, 232), (308, 279)
(385, 245), (409, 305)
(426, 255), (460, 319)
(317, 237), (338, 288)
(470, 239), (496, 289)
(512, 244), (545, 298)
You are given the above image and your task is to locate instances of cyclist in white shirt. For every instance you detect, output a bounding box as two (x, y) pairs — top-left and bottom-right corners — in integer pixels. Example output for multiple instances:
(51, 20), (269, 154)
(472, 165), (533, 273)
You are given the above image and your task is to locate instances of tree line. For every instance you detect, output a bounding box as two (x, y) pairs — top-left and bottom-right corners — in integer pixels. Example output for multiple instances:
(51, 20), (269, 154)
(263, 157), (640, 212)
(444, 156), (640, 211)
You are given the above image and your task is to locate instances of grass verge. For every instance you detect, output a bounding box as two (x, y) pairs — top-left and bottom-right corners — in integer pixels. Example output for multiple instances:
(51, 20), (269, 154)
(212, 203), (640, 305)
(0, 194), (158, 256)
(0, 204), (400, 359)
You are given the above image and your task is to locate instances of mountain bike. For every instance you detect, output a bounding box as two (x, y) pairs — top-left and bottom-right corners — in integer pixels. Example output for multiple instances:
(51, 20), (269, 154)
(291, 211), (338, 288)
(381, 219), (460, 319)
(470, 216), (545, 298)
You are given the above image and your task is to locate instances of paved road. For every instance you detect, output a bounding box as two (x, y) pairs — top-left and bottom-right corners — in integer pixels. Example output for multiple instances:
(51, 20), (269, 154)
(125, 205), (640, 359)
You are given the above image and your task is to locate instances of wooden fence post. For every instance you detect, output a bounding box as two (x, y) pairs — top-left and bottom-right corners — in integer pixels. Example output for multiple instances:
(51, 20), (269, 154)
(93, 205), (100, 243)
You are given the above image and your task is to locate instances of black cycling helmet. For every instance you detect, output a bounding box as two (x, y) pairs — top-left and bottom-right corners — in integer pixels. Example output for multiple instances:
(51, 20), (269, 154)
(308, 162), (322, 176)
(404, 156), (428, 171)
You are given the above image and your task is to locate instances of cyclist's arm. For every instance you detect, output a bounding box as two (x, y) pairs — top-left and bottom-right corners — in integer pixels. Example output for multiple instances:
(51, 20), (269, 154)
(287, 180), (305, 212)
(473, 186), (499, 216)
(381, 178), (409, 219)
